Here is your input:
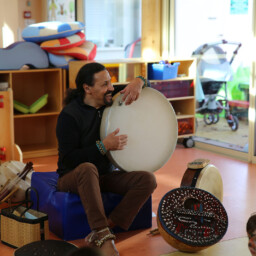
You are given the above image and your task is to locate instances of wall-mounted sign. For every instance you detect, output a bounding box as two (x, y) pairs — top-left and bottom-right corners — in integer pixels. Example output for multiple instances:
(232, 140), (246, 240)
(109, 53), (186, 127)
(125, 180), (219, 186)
(24, 11), (32, 19)
(230, 0), (248, 14)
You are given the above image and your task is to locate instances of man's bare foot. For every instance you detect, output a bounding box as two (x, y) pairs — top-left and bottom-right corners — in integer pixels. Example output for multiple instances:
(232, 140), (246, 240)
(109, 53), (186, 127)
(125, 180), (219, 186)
(101, 239), (119, 256)
(84, 227), (119, 256)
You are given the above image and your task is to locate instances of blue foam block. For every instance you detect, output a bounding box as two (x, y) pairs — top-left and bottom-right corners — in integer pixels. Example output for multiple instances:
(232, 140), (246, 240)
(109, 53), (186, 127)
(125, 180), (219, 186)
(31, 172), (152, 241)
(0, 41), (49, 70)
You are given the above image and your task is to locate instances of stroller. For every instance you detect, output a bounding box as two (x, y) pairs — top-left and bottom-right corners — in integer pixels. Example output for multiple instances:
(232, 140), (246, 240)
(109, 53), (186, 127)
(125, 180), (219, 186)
(193, 40), (242, 131)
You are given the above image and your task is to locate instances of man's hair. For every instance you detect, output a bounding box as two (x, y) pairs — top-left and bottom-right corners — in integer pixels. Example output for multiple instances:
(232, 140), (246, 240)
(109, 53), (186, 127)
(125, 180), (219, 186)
(247, 214), (256, 237)
(64, 62), (106, 105)
(68, 246), (104, 256)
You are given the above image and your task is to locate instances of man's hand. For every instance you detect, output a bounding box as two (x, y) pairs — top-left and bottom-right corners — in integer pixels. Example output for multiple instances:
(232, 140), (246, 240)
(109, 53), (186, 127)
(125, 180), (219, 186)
(120, 77), (144, 105)
(103, 128), (128, 151)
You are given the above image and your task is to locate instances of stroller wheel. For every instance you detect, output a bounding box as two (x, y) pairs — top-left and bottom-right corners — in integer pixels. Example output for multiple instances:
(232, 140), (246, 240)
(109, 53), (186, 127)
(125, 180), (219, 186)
(203, 114), (218, 125)
(227, 115), (239, 131)
(212, 114), (219, 124)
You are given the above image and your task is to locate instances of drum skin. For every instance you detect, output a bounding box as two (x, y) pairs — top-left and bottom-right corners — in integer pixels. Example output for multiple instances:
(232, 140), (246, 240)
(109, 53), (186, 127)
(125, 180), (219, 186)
(180, 164), (223, 202)
(0, 161), (33, 202)
(100, 87), (178, 172)
(157, 187), (228, 252)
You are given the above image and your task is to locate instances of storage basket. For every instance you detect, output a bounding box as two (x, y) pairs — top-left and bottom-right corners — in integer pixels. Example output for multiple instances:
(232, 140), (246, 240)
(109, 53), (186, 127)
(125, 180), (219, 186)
(0, 187), (49, 248)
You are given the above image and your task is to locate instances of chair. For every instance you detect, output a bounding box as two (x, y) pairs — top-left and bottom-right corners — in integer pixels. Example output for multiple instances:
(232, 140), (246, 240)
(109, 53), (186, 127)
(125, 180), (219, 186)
(31, 172), (152, 241)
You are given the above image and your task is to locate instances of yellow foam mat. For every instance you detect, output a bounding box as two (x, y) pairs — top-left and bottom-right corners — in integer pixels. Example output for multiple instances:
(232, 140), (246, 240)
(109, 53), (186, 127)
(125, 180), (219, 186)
(161, 237), (250, 256)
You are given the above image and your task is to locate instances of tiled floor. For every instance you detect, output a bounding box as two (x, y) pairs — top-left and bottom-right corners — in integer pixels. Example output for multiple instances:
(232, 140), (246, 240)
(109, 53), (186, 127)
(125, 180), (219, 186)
(0, 145), (255, 256)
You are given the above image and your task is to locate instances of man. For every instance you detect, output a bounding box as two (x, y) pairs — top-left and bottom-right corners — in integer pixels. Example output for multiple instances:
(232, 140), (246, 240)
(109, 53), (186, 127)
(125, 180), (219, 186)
(247, 214), (256, 256)
(56, 63), (157, 256)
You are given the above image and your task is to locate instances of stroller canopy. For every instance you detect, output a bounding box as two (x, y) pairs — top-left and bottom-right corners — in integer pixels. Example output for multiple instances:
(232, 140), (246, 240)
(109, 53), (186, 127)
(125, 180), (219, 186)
(193, 41), (240, 83)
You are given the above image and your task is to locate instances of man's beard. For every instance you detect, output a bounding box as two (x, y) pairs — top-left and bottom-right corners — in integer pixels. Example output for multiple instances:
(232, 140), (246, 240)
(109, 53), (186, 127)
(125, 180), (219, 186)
(104, 91), (113, 106)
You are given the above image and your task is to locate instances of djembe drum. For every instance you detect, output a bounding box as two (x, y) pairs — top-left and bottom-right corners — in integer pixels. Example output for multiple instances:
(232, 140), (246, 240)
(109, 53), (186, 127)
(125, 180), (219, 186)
(180, 158), (223, 202)
(100, 87), (178, 172)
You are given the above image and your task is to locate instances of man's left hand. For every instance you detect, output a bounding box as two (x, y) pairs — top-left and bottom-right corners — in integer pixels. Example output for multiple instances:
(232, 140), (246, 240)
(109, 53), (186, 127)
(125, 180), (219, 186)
(120, 77), (144, 105)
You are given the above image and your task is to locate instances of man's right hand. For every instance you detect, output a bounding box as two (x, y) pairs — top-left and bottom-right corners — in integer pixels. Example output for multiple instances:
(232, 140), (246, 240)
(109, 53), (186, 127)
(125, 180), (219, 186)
(103, 128), (128, 151)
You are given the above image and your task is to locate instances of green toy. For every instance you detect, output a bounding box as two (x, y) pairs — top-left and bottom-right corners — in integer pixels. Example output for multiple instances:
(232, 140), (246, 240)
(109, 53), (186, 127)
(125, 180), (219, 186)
(14, 94), (48, 114)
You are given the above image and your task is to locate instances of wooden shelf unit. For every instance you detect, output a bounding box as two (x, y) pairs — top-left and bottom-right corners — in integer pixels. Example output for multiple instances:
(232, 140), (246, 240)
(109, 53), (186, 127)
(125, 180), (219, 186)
(69, 58), (196, 138)
(147, 59), (196, 138)
(0, 69), (63, 158)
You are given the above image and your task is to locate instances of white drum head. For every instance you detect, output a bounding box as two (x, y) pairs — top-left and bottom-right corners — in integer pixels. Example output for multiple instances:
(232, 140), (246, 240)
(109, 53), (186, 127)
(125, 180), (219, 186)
(100, 87), (178, 172)
(196, 164), (223, 202)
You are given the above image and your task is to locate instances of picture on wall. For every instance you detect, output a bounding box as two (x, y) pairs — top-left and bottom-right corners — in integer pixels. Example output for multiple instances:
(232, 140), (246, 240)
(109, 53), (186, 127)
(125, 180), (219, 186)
(48, 0), (76, 22)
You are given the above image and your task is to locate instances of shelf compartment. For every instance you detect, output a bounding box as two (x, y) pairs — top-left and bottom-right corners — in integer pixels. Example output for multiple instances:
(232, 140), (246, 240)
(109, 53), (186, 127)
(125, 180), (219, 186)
(105, 64), (120, 83)
(118, 63), (146, 82)
(11, 70), (62, 114)
(151, 80), (194, 98)
(170, 98), (195, 116)
(178, 118), (194, 136)
(0, 73), (10, 86)
(14, 115), (58, 158)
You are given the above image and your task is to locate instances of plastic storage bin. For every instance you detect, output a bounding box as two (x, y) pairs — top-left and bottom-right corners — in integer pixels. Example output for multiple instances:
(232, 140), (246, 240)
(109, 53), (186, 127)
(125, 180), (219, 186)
(148, 62), (180, 80)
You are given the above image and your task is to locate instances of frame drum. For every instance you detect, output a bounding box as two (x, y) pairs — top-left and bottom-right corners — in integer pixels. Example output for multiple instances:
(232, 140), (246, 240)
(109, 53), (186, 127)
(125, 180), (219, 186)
(100, 87), (178, 172)
(180, 159), (223, 202)
(0, 161), (33, 202)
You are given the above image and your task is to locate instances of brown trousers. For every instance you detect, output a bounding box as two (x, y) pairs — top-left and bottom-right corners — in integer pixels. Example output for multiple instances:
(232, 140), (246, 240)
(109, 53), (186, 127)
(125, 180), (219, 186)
(57, 162), (157, 231)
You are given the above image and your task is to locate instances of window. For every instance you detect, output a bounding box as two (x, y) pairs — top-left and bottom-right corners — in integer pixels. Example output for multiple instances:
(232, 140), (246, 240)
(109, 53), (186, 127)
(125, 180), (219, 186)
(83, 0), (141, 59)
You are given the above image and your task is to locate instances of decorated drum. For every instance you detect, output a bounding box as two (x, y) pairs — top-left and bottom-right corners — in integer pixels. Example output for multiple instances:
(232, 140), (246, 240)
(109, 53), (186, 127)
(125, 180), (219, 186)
(100, 87), (178, 172)
(157, 187), (228, 252)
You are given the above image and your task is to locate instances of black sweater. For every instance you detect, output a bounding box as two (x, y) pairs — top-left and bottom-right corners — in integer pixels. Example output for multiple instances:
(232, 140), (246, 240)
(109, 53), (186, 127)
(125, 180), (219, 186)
(56, 86), (125, 177)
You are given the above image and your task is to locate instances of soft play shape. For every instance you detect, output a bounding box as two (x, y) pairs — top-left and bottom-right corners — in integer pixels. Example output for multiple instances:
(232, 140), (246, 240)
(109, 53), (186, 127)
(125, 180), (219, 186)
(22, 21), (85, 43)
(30, 94), (48, 113)
(0, 42), (49, 70)
(14, 94), (48, 114)
(41, 32), (85, 51)
(31, 172), (152, 241)
(47, 41), (97, 60)
(48, 53), (75, 69)
(13, 100), (30, 114)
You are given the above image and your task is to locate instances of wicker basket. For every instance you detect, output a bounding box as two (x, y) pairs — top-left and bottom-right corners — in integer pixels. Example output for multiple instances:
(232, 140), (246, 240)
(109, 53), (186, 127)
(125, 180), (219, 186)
(0, 187), (49, 248)
(1, 205), (49, 248)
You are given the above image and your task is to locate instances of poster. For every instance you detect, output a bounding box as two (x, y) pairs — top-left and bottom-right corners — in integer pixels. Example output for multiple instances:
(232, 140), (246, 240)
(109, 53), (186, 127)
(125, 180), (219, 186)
(230, 0), (248, 14)
(48, 0), (76, 22)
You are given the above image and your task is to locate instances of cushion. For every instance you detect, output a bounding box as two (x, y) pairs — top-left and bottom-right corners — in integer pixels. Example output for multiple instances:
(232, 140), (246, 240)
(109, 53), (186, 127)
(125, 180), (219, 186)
(48, 53), (75, 69)
(0, 41), (49, 70)
(47, 41), (97, 60)
(22, 21), (85, 43)
(40, 32), (85, 51)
